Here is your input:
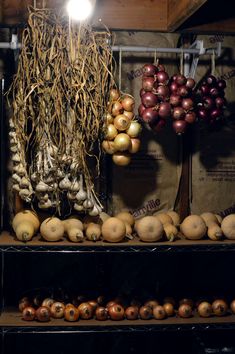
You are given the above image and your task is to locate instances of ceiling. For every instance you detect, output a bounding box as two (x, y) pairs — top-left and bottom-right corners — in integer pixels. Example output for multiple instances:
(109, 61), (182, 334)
(1, 0), (235, 33)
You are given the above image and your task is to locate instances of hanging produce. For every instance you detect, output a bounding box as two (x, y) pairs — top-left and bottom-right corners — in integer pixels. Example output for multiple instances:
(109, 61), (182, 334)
(8, 7), (114, 215)
(102, 88), (142, 166)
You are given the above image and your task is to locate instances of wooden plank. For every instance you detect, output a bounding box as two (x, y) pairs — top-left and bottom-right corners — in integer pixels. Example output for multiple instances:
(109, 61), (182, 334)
(167, 0), (208, 32)
(92, 0), (168, 31)
(180, 17), (235, 34)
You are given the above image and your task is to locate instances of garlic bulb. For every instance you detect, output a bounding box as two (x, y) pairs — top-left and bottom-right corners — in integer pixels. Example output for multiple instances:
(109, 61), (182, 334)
(12, 153), (21, 163)
(59, 176), (71, 190)
(19, 189), (31, 199)
(35, 181), (49, 193)
(12, 173), (21, 183)
(20, 177), (30, 189)
(74, 203), (84, 211)
(12, 184), (20, 192)
(70, 180), (80, 192)
(83, 199), (94, 209)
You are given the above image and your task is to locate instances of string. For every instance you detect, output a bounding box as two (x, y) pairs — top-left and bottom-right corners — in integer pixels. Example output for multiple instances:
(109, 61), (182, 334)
(211, 50), (216, 76)
(118, 49), (122, 91)
(180, 48), (184, 75)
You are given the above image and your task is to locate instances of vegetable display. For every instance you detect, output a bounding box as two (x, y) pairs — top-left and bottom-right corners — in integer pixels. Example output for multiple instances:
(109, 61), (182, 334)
(9, 7), (114, 215)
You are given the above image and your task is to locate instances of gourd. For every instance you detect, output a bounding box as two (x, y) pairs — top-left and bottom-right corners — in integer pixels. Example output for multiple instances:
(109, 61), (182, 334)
(166, 210), (180, 226)
(200, 212), (223, 241)
(135, 216), (164, 242)
(180, 215), (207, 240)
(40, 217), (64, 242)
(115, 211), (135, 227)
(12, 210), (40, 242)
(85, 223), (101, 241)
(63, 218), (84, 242)
(101, 217), (126, 243)
(154, 212), (177, 241)
(221, 214), (235, 240)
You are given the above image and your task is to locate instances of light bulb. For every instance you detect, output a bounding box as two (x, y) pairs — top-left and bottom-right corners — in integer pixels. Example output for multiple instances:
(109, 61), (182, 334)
(66, 0), (95, 21)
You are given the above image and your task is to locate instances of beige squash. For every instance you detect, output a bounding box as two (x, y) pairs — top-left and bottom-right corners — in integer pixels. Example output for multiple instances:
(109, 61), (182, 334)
(221, 214), (235, 239)
(15, 221), (35, 242)
(135, 216), (164, 242)
(115, 211), (135, 227)
(85, 223), (101, 241)
(40, 217), (64, 242)
(12, 210), (40, 233)
(166, 211), (180, 226)
(101, 217), (126, 243)
(180, 215), (207, 240)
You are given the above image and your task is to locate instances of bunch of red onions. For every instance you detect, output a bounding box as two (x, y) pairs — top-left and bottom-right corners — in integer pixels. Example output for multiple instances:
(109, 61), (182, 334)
(196, 75), (226, 129)
(138, 64), (197, 135)
(138, 63), (171, 133)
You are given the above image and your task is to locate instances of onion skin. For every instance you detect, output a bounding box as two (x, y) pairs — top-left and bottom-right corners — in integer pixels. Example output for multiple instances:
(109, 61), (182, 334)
(114, 115), (131, 131)
(95, 306), (108, 321)
(125, 306), (139, 320)
(105, 124), (118, 140)
(173, 106), (185, 120)
(138, 104), (146, 117)
(78, 302), (93, 319)
(198, 302), (212, 318)
(178, 304), (192, 318)
(143, 63), (158, 77)
(181, 98), (194, 111)
(112, 152), (131, 166)
(36, 306), (51, 322)
(150, 119), (166, 133)
(158, 102), (171, 119)
(185, 111), (196, 124)
(175, 74), (187, 86)
(123, 110), (134, 120)
(155, 85), (170, 100)
(141, 107), (159, 124)
(186, 78), (195, 89)
(156, 71), (169, 84)
(114, 133), (131, 152)
(178, 85), (189, 98)
(153, 305), (166, 320)
(50, 302), (65, 319)
(126, 121), (142, 138)
(170, 94), (181, 107)
(172, 120), (187, 135)
(22, 307), (36, 321)
(142, 77), (155, 92)
(112, 101), (124, 117)
(163, 303), (175, 317)
(108, 304), (125, 321)
(64, 306), (79, 322)
(170, 82), (179, 93)
(139, 305), (152, 320)
(102, 140), (116, 155)
(121, 96), (135, 112)
(212, 299), (228, 316)
(141, 92), (158, 108)
(179, 298), (194, 308)
(129, 138), (141, 154)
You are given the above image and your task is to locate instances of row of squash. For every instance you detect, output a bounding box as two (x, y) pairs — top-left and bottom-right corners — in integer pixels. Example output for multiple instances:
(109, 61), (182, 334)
(11, 209), (235, 243)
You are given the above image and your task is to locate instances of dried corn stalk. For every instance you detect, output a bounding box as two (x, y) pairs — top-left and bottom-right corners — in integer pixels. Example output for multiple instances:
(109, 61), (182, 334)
(8, 7), (114, 215)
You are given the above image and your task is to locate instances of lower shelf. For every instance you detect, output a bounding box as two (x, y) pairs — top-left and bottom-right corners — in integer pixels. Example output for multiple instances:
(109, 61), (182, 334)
(1, 310), (235, 333)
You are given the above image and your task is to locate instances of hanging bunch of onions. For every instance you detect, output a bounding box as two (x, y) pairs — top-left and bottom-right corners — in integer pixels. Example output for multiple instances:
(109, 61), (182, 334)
(169, 73), (196, 135)
(196, 74), (227, 130)
(8, 7), (114, 216)
(138, 63), (171, 133)
(102, 88), (142, 166)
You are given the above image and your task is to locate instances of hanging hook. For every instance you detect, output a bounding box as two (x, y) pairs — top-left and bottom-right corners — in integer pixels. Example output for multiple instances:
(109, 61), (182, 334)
(118, 49), (122, 91)
(211, 49), (216, 76)
(180, 47), (184, 75)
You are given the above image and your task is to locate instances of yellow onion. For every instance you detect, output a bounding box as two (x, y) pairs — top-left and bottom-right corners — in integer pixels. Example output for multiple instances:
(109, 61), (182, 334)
(114, 114), (131, 131)
(112, 152), (131, 166)
(105, 124), (118, 140)
(123, 110), (134, 120)
(121, 95), (135, 112)
(105, 113), (114, 124)
(111, 101), (124, 117)
(129, 138), (141, 154)
(114, 133), (131, 151)
(126, 121), (142, 138)
(102, 140), (116, 154)
(110, 88), (120, 101)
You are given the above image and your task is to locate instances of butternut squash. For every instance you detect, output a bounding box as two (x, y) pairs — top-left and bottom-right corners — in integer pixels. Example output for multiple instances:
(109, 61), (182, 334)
(12, 210), (40, 242)
(101, 217), (126, 243)
(200, 212), (223, 241)
(40, 217), (64, 242)
(15, 221), (35, 242)
(115, 211), (135, 227)
(153, 212), (173, 225)
(166, 211), (180, 226)
(180, 215), (207, 240)
(63, 218), (84, 242)
(163, 223), (178, 242)
(200, 212), (218, 226)
(135, 216), (163, 242)
(215, 214), (223, 225)
(85, 223), (101, 241)
(221, 214), (235, 240)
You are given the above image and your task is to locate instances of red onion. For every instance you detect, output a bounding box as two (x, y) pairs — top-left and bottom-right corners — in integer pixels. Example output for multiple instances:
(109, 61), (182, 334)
(209, 87), (220, 97)
(186, 78), (195, 89)
(175, 74), (187, 86)
(172, 120), (187, 134)
(217, 79), (226, 90)
(215, 96), (226, 108)
(185, 111), (196, 124)
(156, 71), (169, 84)
(181, 98), (194, 111)
(143, 63), (158, 77)
(203, 96), (214, 110)
(173, 106), (185, 120)
(197, 107), (209, 121)
(206, 75), (217, 86)
(159, 102), (171, 118)
(170, 94), (181, 107)
(141, 92), (158, 108)
(200, 85), (210, 96)
(142, 77), (155, 92)
(178, 85), (189, 97)
(170, 82), (179, 93)
(157, 64), (165, 72)
(140, 88), (146, 97)
(141, 107), (159, 123)
(138, 104), (146, 117)
(155, 85), (170, 100)
(150, 119), (166, 133)
(210, 108), (222, 120)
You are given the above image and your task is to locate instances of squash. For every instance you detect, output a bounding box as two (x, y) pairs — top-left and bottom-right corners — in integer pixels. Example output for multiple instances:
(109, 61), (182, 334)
(221, 214), (235, 239)
(85, 223), (101, 241)
(101, 217), (126, 243)
(83, 215), (101, 230)
(200, 212), (223, 241)
(200, 212), (218, 226)
(63, 218), (84, 242)
(180, 215), (207, 240)
(135, 216), (163, 242)
(153, 212), (173, 225)
(115, 211), (135, 227)
(166, 210), (180, 226)
(12, 210), (40, 242)
(40, 217), (64, 242)
(215, 214), (223, 225)
(163, 223), (178, 242)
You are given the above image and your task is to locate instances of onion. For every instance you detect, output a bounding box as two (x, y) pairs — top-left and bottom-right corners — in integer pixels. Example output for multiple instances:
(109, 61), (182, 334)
(179, 298), (194, 308)
(153, 305), (166, 320)
(114, 133), (131, 151)
(200, 85), (210, 95)
(121, 96), (135, 112)
(112, 101), (124, 116)
(102, 140), (116, 154)
(172, 120), (187, 134)
(173, 106), (185, 120)
(140, 88), (146, 97)
(22, 307), (36, 321)
(123, 110), (134, 120)
(108, 304), (125, 320)
(126, 121), (142, 138)
(138, 104), (146, 117)
(210, 108), (222, 120)
(143, 63), (158, 77)
(142, 77), (155, 92)
(155, 85), (170, 100)
(206, 75), (217, 86)
(215, 96), (226, 108)
(212, 299), (228, 316)
(210, 87), (219, 97)
(203, 96), (214, 110)
(230, 300), (235, 314)
(217, 79), (226, 90)
(170, 94), (181, 107)
(197, 107), (209, 121)
(181, 98), (194, 111)
(144, 300), (159, 309)
(112, 152), (131, 166)
(110, 88), (120, 101)
(178, 85), (189, 97)
(150, 119), (166, 133)
(178, 304), (192, 318)
(175, 74), (187, 86)
(186, 78), (195, 89)
(185, 111), (196, 124)
(170, 82), (178, 93)
(105, 113), (113, 124)
(141, 107), (159, 124)
(125, 306), (139, 320)
(163, 303), (175, 317)
(114, 114), (131, 131)
(105, 124), (118, 140)
(141, 92), (158, 108)
(158, 102), (171, 118)
(158, 63), (165, 72)
(129, 138), (141, 154)
(198, 302), (212, 318)
(139, 305), (152, 320)
(95, 307), (108, 321)
(156, 71), (169, 84)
